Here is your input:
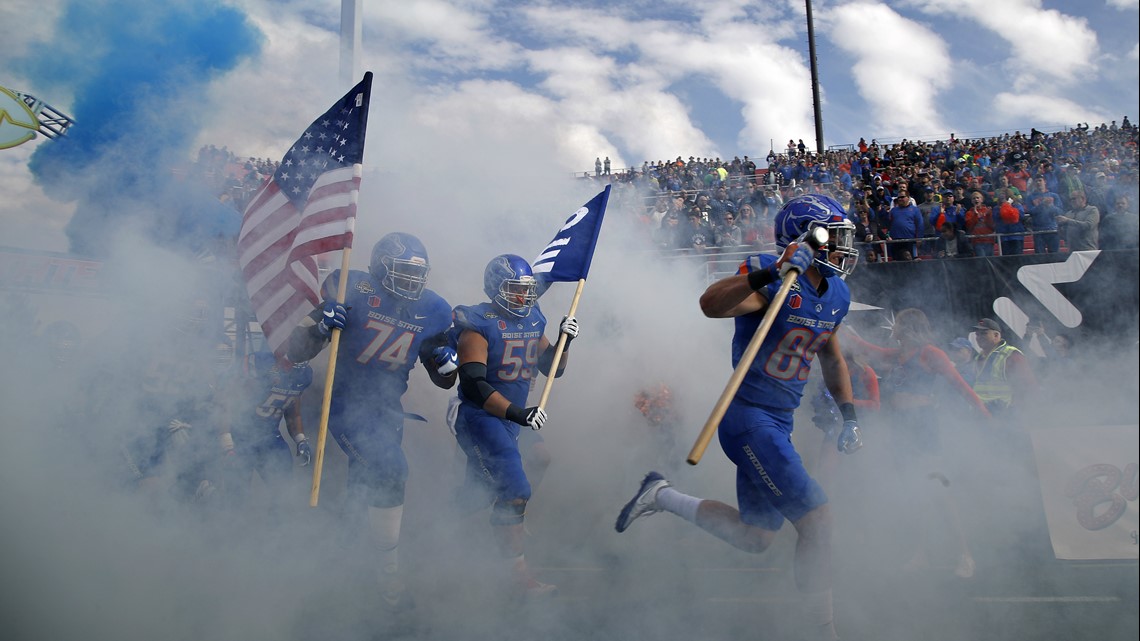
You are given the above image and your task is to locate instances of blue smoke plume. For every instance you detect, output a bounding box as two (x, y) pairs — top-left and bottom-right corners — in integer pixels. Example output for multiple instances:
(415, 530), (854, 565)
(19, 0), (261, 257)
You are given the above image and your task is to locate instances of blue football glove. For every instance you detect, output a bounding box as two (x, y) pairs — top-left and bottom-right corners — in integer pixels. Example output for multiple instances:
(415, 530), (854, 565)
(317, 301), (347, 336)
(837, 420), (863, 454)
(432, 346), (458, 376)
(294, 435), (312, 466)
(771, 240), (815, 279)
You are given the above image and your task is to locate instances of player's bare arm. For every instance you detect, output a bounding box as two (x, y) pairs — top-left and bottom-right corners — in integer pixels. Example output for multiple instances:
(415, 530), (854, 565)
(700, 272), (767, 318)
(818, 332), (855, 407)
(456, 328), (513, 419)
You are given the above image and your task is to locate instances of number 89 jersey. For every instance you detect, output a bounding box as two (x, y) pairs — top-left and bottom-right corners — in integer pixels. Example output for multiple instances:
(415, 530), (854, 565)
(450, 302), (547, 409)
(733, 253), (850, 411)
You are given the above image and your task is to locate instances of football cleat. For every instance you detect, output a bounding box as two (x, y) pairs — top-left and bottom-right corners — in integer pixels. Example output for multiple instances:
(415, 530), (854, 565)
(615, 471), (669, 533)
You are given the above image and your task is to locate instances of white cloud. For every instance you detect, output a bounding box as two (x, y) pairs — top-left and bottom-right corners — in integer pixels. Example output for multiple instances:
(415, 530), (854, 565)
(1106, 0), (1139, 10)
(1130, 42), (1140, 60)
(909, 0), (1098, 84)
(992, 91), (1111, 126)
(824, 2), (952, 136)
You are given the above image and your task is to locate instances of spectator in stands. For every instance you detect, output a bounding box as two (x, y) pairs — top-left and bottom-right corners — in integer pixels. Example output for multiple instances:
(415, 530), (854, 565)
(994, 188), (1027, 256)
(1097, 194), (1139, 250)
(708, 186), (736, 225)
(680, 210), (716, 250)
(965, 191), (997, 256)
(935, 222), (974, 259)
(715, 211), (743, 248)
(889, 193), (924, 261)
(851, 200), (880, 247)
(1084, 171), (1111, 216)
(1025, 177), (1062, 253)
(930, 190), (966, 232)
(1057, 190), (1100, 250)
(654, 213), (684, 250)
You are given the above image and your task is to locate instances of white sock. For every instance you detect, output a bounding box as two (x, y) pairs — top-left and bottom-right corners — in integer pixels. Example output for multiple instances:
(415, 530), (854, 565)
(655, 487), (701, 523)
(803, 589), (838, 641)
(369, 505), (403, 577)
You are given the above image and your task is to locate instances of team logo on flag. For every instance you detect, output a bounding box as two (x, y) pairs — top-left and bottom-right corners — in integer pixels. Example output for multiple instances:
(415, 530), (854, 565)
(532, 186), (610, 290)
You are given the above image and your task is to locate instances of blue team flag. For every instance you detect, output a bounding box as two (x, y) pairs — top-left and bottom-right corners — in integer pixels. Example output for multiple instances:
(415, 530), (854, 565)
(532, 184), (610, 286)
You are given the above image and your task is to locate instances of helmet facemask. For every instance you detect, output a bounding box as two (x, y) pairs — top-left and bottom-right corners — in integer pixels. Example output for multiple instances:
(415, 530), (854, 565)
(813, 218), (859, 278)
(381, 255), (429, 300)
(494, 276), (538, 317)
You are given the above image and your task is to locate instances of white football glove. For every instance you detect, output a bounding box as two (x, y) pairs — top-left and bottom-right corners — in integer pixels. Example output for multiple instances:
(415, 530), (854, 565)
(167, 419), (192, 448)
(560, 316), (580, 341)
(525, 406), (548, 431)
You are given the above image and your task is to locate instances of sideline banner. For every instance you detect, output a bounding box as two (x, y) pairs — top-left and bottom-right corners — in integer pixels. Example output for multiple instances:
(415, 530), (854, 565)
(1029, 425), (1139, 560)
(845, 249), (1139, 342)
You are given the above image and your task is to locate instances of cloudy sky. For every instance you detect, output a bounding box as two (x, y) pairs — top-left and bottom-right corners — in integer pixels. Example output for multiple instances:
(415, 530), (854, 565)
(1, 0), (1137, 252)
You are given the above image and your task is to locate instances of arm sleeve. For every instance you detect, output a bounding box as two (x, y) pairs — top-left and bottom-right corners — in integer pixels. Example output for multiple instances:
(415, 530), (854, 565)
(919, 346), (989, 416)
(854, 364), (880, 412)
(286, 310), (329, 363)
(843, 331), (899, 365)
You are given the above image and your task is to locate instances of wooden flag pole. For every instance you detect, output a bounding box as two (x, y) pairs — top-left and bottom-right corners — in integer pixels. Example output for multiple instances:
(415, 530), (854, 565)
(537, 278), (585, 409)
(309, 245), (353, 507)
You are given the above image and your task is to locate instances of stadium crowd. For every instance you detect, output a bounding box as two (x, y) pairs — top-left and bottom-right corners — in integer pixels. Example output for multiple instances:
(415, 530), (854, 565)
(586, 118), (1139, 260)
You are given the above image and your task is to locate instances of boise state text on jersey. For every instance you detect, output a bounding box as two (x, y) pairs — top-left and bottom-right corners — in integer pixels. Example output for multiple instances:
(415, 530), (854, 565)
(733, 253), (851, 411)
(321, 269), (452, 415)
(450, 302), (547, 409)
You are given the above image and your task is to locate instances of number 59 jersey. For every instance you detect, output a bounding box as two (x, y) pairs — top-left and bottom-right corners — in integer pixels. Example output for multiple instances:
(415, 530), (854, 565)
(733, 253), (850, 411)
(450, 302), (547, 409)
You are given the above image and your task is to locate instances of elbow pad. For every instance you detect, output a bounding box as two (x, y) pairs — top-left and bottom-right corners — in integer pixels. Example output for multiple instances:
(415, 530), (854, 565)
(457, 362), (498, 407)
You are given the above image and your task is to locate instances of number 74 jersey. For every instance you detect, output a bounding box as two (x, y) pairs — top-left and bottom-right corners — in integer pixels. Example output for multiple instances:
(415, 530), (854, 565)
(732, 253), (850, 411)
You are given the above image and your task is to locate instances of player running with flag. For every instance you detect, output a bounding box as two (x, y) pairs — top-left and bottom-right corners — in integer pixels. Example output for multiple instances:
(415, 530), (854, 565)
(447, 187), (609, 599)
(616, 194), (863, 641)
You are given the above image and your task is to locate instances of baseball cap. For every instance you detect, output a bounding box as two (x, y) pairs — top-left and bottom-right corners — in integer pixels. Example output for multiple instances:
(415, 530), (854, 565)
(1096, 171), (1106, 178)
(972, 318), (1001, 332)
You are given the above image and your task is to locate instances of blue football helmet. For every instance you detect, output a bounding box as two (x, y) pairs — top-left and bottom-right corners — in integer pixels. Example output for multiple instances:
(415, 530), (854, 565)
(484, 254), (538, 318)
(774, 194), (858, 277)
(370, 232), (430, 300)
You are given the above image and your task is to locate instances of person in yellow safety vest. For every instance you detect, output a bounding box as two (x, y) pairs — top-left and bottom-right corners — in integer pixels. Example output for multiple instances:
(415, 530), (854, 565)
(970, 318), (1037, 414)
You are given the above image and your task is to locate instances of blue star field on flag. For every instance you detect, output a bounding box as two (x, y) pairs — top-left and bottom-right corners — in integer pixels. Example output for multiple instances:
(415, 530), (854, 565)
(273, 73), (372, 210)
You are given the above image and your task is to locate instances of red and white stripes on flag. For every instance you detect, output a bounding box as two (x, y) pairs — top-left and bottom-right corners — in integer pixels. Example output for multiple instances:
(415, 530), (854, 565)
(237, 165), (359, 358)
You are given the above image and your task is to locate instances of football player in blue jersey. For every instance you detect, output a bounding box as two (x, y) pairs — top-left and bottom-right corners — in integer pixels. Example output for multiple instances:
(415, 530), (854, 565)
(287, 232), (457, 610)
(616, 195), (863, 641)
(449, 253), (580, 599)
(217, 351), (313, 510)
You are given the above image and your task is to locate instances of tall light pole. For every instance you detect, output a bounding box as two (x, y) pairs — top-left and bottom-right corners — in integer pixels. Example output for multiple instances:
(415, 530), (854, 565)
(805, 0), (825, 156)
(340, 0), (362, 88)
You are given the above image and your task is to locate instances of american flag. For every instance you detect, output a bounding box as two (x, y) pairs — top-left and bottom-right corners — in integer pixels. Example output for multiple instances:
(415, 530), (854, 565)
(238, 72), (373, 358)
